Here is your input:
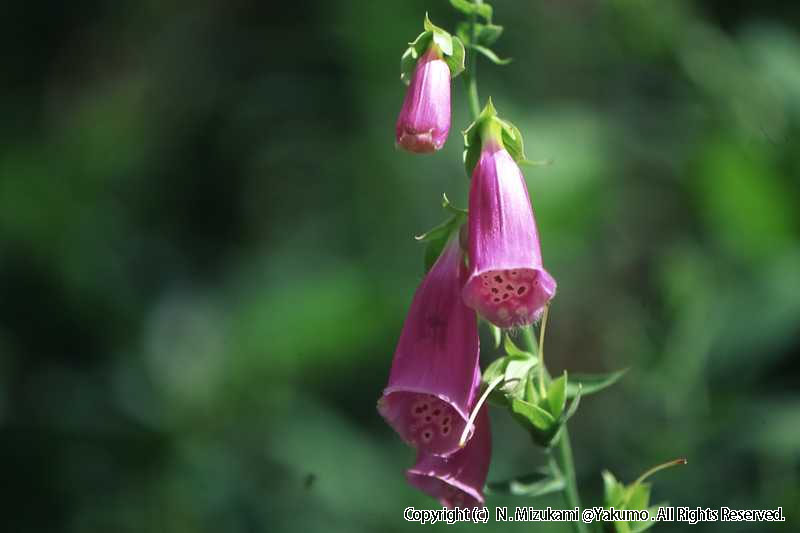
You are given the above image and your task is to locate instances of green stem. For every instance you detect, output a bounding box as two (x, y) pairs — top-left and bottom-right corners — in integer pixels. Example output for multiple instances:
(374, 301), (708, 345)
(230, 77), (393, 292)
(554, 428), (588, 533)
(520, 325), (587, 533)
(462, 8), (481, 119)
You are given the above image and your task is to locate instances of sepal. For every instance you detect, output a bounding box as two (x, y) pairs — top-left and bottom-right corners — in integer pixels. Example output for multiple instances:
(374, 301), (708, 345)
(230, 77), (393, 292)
(415, 194), (467, 272)
(400, 15), (465, 84)
(480, 332), (581, 448)
(462, 99), (529, 175)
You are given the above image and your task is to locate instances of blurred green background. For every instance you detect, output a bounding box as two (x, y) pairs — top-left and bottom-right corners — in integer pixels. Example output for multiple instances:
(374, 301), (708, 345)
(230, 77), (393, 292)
(1, 1), (798, 531)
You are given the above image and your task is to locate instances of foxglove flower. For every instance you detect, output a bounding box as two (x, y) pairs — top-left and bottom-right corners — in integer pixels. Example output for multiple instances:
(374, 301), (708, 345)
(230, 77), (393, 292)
(406, 406), (491, 508)
(463, 137), (556, 328)
(378, 235), (480, 456)
(395, 45), (451, 153)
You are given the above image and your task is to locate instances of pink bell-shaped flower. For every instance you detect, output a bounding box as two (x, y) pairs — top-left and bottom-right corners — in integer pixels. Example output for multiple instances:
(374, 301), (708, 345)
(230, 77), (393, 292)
(378, 235), (480, 456)
(463, 133), (556, 328)
(406, 405), (491, 508)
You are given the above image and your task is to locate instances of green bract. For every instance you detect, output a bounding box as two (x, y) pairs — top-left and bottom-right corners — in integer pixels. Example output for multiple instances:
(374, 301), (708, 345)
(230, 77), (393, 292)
(456, 21), (504, 47)
(481, 333), (582, 448)
(486, 468), (565, 498)
(602, 471), (665, 533)
(414, 194), (467, 272)
(400, 14), (465, 85)
(462, 99), (528, 175)
(449, 0), (493, 22)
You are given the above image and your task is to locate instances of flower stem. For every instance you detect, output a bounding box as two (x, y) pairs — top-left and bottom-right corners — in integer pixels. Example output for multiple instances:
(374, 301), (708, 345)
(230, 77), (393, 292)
(463, 6), (481, 119)
(554, 428), (588, 533)
(521, 324), (587, 533)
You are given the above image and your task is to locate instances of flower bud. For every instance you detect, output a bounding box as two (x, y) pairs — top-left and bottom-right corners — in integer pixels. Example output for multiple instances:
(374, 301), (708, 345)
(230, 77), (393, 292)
(395, 45), (451, 153)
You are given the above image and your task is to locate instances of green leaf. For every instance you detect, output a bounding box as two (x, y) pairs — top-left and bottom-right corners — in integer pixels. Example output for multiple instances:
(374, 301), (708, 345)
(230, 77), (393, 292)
(400, 31), (432, 85)
(470, 43), (512, 65)
(456, 22), (504, 46)
(511, 397), (555, 431)
(423, 13), (453, 56)
(505, 356), (537, 387)
(503, 333), (534, 358)
(477, 23), (503, 45)
(629, 503), (667, 533)
(602, 470), (626, 507)
(625, 482), (652, 511)
(524, 368), (538, 403)
(449, 0), (493, 21)
(441, 193), (467, 215)
(486, 471), (565, 497)
(462, 98), (497, 176)
(400, 16), (465, 84)
(414, 201), (465, 272)
(566, 368), (629, 398)
(489, 323), (502, 348)
(481, 351), (536, 404)
(496, 117), (527, 163)
(560, 384), (582, 423)
(547, 372), (567, 419)
(443, 36), (466, 79)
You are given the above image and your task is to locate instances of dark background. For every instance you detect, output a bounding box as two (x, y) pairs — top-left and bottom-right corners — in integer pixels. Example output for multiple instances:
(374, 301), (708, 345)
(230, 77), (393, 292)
(1, 1), (798, 531)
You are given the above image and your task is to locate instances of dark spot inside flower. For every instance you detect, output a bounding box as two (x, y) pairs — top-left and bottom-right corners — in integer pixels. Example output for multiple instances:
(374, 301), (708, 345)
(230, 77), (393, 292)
(432, 409), (441, 416)
(441, 426), (450, 435)
(442, 416), (451, 424)
(493, 297), (501, 303)
(518, 286), (526, 295)
(503, 293), (509, 300)
(424, 415), (432, 423)
(494, 275), (503, 283)
(506, 284), (513, 290)
(491, 288), (498, 294)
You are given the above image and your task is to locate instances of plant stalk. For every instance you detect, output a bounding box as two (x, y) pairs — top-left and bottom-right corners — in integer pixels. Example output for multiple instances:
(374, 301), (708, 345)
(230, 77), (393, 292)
(521, 325), (587, 533)
(463, 7), (481, 119)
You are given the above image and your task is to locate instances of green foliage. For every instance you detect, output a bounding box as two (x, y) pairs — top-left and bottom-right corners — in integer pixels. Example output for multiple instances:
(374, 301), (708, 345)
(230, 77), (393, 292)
(487, 469), (566, 497)
(470, 43), (512, 65)
(482, 333), (590, 448)
(449, 0), (493, 22)
(456, 21), (504, 47)
(399, 15), (465, 84)
(462, 99), (529, 175)
(566, 369), (629, 398)
(414, 194), (466, 272)
(3, 1), (800, 531)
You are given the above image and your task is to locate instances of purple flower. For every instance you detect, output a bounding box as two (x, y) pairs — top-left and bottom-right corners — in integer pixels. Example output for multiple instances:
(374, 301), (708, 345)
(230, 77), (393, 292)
(463, 138), (556, 328)
(395, 45), (451, 153)
(378, 235), (480, 456)
(406, 405), (491, 508)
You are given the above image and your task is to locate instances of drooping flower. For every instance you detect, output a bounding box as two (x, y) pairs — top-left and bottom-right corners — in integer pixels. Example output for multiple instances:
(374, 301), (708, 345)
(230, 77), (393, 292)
(406, 405), (491, 508)
(395, 45), (451, 153)
(462, 132), (556, 328)
(378, 234), (480, 456)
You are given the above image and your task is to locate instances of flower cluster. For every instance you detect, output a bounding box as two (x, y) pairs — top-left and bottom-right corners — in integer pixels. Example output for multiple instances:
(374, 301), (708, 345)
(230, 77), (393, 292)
(379, 14), (555, 508)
